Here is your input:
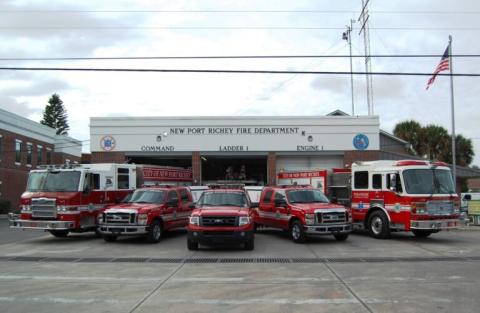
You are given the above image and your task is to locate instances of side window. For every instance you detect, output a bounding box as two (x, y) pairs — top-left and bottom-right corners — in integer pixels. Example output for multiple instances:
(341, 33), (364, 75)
(179, 189), (190, 203)
(372, 174), (382, 189)
(354, 171), (369, 189)
(274, 191), (286, 201)
(263, 190), (273, 203)
(117, 168), (130, 189)
(387, 173), (403, 193)
(92, 174), (100, 190)
(167, 191), (179, 204)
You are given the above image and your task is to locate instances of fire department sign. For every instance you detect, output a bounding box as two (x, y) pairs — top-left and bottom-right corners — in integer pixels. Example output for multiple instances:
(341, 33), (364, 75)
(100, 135), (116, 151)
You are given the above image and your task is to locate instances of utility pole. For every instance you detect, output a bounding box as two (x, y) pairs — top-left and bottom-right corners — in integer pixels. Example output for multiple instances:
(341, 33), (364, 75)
(448, 35), (457, 189)
(358, 0), (373, 115)
(342, 19), (356, 116)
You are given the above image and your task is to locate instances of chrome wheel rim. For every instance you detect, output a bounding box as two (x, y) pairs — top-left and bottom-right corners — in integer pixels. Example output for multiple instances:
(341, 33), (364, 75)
(371, 216), (383, 235)
(292, 224), (300, 240)
(153, 224), (161, 240)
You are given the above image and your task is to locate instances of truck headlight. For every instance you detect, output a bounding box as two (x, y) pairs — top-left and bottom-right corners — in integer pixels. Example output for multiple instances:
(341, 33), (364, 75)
(97, 213), (104, 224)
(189, 216), (200, 226)
(21, 205), (31, 212)
(137, 214), (148, 225)
(305, 213), (315, 225)
(239, 216), (251, 226)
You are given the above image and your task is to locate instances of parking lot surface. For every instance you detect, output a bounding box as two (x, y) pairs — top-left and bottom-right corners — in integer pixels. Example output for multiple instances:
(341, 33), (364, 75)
(1, 219), (480, 313)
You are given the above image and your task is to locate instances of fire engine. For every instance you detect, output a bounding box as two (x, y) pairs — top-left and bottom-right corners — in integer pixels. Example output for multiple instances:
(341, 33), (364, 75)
(9, 163), (137, 237)
(255, 185), (351, 243)
(97, 186), (193, 243)
(187, 186), (255, 250)
(329, 160), (460, 239)
(8, 164), (194, 238)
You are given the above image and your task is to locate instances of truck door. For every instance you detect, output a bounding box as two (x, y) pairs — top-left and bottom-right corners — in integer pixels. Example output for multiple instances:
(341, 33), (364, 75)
(273, 190), (290, 229)
(352, 171), (369, 222)
(178, 188), (193, 226)
(165, 190), (180, 228)
(258, 189), (274, 226)
(80, 172), (100, 228)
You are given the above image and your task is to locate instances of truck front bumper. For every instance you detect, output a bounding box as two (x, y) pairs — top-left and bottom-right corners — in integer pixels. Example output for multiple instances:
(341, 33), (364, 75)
(304, 223), (351, 235)
(410, 219), (459, 230)
(188, 230), (254, 245)
(9, 214), (75, 230)
(98, 224), (148, 236)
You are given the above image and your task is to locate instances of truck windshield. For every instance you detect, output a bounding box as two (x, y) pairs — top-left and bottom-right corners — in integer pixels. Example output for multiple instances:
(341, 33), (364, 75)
(197, 192), (248, 208)
(128, 190), (165, 204)
(403, 169), (455, 195)
(287, 189), (329, 204)
(27, 171), (81, 192)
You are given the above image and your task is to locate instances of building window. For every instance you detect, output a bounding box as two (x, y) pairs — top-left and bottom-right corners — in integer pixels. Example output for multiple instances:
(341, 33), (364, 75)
(26, 143), (33, 166)
(46, 148), (52, 164)
(15, 140), (22, 164)
(37, 145), (43, 165)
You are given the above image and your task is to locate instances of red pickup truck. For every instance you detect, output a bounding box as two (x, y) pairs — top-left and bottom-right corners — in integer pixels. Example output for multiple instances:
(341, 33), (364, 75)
(187, 188), (255, 250)
(97, 186), (193, 243)
(255, 185), (351, 243)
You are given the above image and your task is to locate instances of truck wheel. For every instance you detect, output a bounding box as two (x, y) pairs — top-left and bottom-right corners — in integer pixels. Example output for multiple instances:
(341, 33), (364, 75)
(368, 211), (390, 239)
(333, 233), (349, 241)
(103, 235), (117, 242)
(49, 230), (69, 237)
(412, 230), (433, 238)
(290, 220), (306, 243)
(244, 239), (255, 250)
(187, 238), (198, 251)
(146, 220), (163, 243)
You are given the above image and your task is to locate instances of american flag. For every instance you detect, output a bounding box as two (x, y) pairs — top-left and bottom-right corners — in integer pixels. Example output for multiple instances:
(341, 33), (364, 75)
(426, 45), (450, 90)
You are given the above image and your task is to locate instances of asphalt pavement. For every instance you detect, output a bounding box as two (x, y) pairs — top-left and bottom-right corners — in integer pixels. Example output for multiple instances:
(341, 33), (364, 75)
(1, 220), (480, 313)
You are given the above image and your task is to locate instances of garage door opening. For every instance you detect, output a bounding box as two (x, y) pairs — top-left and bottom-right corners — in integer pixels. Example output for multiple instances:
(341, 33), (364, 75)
(201, 156), (267, 185)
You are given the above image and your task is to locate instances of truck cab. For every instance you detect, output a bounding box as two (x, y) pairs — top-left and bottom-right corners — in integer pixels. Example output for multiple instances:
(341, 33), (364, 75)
(256, 185), (351, 243)
(98, 186), (193, 243)
(187, 187), (255, 250)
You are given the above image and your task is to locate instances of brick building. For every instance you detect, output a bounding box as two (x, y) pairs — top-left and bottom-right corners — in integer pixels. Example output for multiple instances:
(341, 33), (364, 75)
(0, 108), (82, 211)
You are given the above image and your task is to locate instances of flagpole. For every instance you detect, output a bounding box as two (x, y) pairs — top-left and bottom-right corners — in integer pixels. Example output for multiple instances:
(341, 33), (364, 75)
(449, 35), (457, 191)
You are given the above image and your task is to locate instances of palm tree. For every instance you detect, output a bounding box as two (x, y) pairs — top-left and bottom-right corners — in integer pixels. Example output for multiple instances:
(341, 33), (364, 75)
(393, 120), (425, 156)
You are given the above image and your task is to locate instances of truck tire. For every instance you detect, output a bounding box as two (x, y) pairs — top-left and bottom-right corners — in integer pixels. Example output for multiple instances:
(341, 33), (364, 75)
(290, 220), (306, 243)
(333, 233), (349, 241)
(146, 220), (163, 243)
(412, 229), (433, 238)
(103, 235), (117, 242)
(244, 239), (255, 250)
(187, 238), (198, 250)
(49, 230), (69, 237)
(367, 211), (390, 239)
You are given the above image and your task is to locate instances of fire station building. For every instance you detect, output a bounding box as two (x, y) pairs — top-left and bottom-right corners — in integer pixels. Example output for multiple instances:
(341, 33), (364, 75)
(90, 110), (416, 186)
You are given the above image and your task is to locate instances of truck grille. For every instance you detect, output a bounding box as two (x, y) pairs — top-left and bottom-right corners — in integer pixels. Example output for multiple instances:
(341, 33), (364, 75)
(201, 216), (237, 227)
(104, 212), (136, 224)
(426, 201), (454, 215)
(31, 198), (56, 219)
(316, 211), (346, 224)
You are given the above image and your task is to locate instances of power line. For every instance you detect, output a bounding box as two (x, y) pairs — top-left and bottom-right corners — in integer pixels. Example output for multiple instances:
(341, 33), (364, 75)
(1, 67), (479, 76)
(1, 54), (480, 61)
(1, 10), (480, 15)
(1, 26), (480, 31)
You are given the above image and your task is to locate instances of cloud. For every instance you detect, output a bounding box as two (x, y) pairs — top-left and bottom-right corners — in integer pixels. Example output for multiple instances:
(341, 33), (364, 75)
(0, 96), (41, 117)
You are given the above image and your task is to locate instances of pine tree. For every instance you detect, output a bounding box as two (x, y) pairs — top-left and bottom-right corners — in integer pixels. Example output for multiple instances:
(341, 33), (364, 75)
(40, 94), (70, 135)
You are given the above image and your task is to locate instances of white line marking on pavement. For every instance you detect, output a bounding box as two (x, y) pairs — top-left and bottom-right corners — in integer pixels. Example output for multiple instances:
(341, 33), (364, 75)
(172, 278), (244, 282)
(0, 275), (161, 282)
(166, 298), (359, 305)
(0, 296), (133, 304)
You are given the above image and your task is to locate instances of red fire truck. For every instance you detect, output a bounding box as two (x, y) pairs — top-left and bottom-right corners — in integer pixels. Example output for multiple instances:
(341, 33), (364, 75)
(329, 160), (460, 239)
(97, 186), (193, 243)
(187, 187), (255, 250)
(9, 164), (194, 238)
(9, 164), (138, 237)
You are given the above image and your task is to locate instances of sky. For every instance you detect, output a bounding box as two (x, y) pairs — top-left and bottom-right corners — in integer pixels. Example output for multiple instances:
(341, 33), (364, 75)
(0, 0), (479, 166)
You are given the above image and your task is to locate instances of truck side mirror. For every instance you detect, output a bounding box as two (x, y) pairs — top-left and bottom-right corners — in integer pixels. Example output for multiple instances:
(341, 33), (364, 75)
(250, 202), (259, 208)
(274, 199), (287, 207)
(188, 203), (196, 209)
(83, 186), (91, 194)
(167, 199), (178, 207)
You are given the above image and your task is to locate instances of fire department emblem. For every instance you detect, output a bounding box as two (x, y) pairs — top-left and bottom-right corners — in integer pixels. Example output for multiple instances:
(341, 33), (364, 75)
(100, 135), (116, 151)
(353, 134), (369, 150)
